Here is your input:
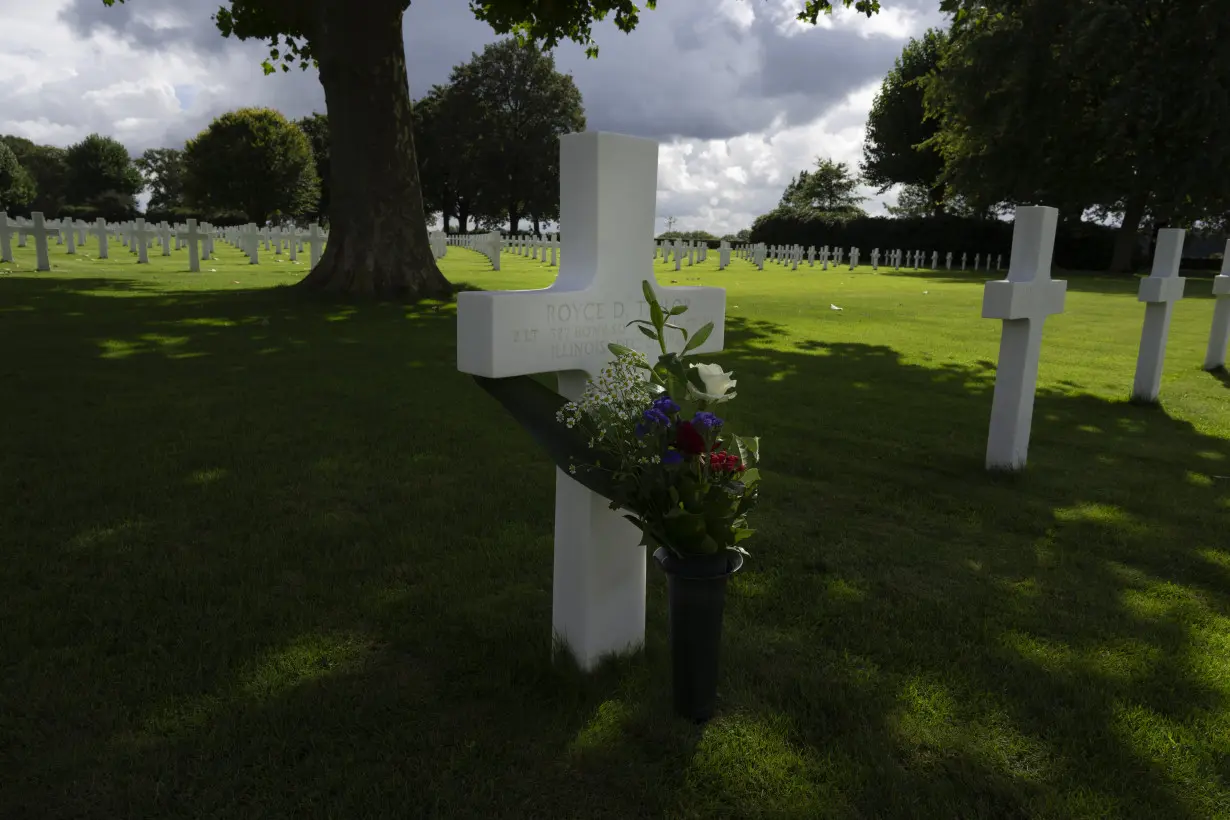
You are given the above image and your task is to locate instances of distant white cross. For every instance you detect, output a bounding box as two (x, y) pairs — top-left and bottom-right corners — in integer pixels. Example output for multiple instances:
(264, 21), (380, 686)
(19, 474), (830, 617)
(304, 223), (327, 269)
(1205, 241), (1230, 371)
(23, 212), (61, 271)
(456, 132), (727, 670)
(1132, 229), (1186, 402)
(131, 218), (158, 264)
(0, 213), (17, 262)
(177, 219), (207, 272)
(982, 206), (1067, 470)
(90, 219), (110, 259)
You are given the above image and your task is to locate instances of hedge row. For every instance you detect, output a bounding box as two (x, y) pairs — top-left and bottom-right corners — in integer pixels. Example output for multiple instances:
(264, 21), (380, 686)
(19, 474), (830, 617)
(747, 212), (1140, 272)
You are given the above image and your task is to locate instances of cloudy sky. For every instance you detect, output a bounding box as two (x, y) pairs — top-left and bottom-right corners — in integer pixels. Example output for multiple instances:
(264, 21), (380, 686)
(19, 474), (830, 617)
(0, 0), (947, 234)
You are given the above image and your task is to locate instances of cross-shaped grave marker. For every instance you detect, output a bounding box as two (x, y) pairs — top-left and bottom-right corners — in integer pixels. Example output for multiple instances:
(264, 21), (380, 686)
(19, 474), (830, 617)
(456, 132), (727, 670)
(23, 212), (61, 271)
(158, 222), (173, 256)
(1132, 229), (1186, 403)
(131, 218), (158, 264)
(177, 219), (207, 272)
(982, 206), (1067, 471)
(1205, 241), (1230, 371)
(0, 213), (17, 262)
(89, 219), (109, 259)
(304, 224), (327, 269)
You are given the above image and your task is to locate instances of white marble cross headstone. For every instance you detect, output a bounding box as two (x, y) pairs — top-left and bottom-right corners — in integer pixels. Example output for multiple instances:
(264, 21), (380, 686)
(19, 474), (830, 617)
(1132, 229), (1186, 403)
(961, 252), (967, 271)
(931, 251), (938, 269)
(982, 206), (1067, 471)
(90, 218), (110, 259)
(24, 212), (60, 271)
(946, 251), (952, 271)
(1205, 241), (1230, 371)
(456, 132), (727, 670)
(0, 213), (17, 262)
(177, 219), (207, 272)
(131, 218), (157, 264)
(871, 248), (880, 270)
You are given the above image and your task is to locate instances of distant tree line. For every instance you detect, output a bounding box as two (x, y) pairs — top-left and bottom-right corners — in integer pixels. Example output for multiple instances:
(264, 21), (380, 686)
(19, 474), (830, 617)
(754, 0), (1230, 272)
(0, 38), (583, 236)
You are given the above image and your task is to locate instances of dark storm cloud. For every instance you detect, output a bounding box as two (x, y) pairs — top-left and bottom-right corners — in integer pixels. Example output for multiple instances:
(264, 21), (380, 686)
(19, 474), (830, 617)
(59, 0), (233, 54)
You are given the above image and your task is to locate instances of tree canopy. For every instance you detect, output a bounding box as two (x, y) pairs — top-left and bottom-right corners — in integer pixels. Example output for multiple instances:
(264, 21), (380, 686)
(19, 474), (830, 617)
(134, 148), (188, 213)
(444, 38), (586, 233)
(779, 158), (867, 217)
(295, 113), (331, 224)
(861, 28), (947, 213)
(924, 0), (1230, 270)
(0, 142), (36, 214)
(184, 107), (319, 225)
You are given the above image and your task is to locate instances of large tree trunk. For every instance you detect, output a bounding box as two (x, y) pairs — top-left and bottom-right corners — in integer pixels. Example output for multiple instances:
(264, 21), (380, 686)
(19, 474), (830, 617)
(1109, 190), (1149, 273)
(300, 0), (452, 298)
(507, 203), (520, 236)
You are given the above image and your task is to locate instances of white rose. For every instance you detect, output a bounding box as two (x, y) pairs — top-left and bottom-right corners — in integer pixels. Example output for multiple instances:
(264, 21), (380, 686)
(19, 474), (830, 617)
(688, 362), (737, 403)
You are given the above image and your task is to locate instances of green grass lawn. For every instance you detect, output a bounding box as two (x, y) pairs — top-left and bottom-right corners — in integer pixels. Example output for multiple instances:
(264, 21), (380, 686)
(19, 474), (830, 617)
(2, 236), (1228, 819)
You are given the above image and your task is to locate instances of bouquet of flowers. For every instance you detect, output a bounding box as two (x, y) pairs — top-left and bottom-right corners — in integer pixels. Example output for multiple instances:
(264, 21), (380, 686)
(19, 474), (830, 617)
(552, 281), (760, 559)
(472, 281), (759, 560)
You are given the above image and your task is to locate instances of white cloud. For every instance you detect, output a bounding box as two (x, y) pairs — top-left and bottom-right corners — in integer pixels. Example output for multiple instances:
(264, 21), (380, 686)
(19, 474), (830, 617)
(2, 0), (934, 233)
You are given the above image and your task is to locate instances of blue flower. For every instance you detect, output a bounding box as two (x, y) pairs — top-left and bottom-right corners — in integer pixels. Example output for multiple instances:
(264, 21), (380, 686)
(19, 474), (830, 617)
(642, 407), (671, 427)
(634, 423), (648, 438)
(692, 411), (724, 431)
(663, 450), (684, 465)
(652, 395), (680, 415)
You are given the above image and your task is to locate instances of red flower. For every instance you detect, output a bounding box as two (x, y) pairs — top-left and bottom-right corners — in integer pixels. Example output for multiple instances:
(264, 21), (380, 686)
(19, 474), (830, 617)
(674, 421), (706, 455)
(708, 451), (744, 473)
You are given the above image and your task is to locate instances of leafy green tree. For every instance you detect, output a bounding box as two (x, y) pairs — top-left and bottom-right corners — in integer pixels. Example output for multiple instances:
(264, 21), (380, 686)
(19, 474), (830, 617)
(0, 142), (36, 214)
(450, 38), (586, 234)
(656, 230), (718, 243)
(64, 134), (142, 218)
(134, 148), (188, 212)
(861, 28), (947, 213)
(184, 107), (319, 225)
(413, 85), (486, 233)
(295, 113), (331, 223)
(925, 0), (1230, 272)
(884, 183), (933, 218)
(102, 0), (881, 297)
(780, 158), (867, 217)
(2, 136), (69, 217)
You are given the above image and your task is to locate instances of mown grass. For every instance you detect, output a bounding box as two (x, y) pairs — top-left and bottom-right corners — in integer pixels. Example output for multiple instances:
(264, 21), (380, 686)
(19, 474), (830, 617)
(1, 235), (1228, 819)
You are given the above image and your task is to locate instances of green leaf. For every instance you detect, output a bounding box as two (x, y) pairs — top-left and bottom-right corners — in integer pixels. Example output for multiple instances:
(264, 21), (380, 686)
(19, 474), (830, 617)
(649, 299), (664, 334)
(682, 322), (714, 354)
(636, 325), (658, 341)
(641, 279), (657, 310)
(667, 304), (688, 317)
(663, 322), (689, 341)
(733, 528), (755, 544)
(608, 343), (635, 357)
(740, 468), (761, 487)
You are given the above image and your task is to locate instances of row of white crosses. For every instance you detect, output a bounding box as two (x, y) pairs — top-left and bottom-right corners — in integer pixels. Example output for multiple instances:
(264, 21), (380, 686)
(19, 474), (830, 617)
(445, 231), (504, 270)
(982, 209), (1230, 471)
(219, 223), (328, 270)
(655, 239), (708, 270)
(0, 211), (330, 275)
(504, 233), (561, 266)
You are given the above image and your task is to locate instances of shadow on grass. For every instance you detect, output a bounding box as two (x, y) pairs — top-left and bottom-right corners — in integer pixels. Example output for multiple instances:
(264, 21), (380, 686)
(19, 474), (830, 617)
(2, 279), (1228, 818)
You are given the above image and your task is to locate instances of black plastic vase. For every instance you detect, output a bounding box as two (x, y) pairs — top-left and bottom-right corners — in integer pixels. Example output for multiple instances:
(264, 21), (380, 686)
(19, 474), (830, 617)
(654, 547), (745, 722)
